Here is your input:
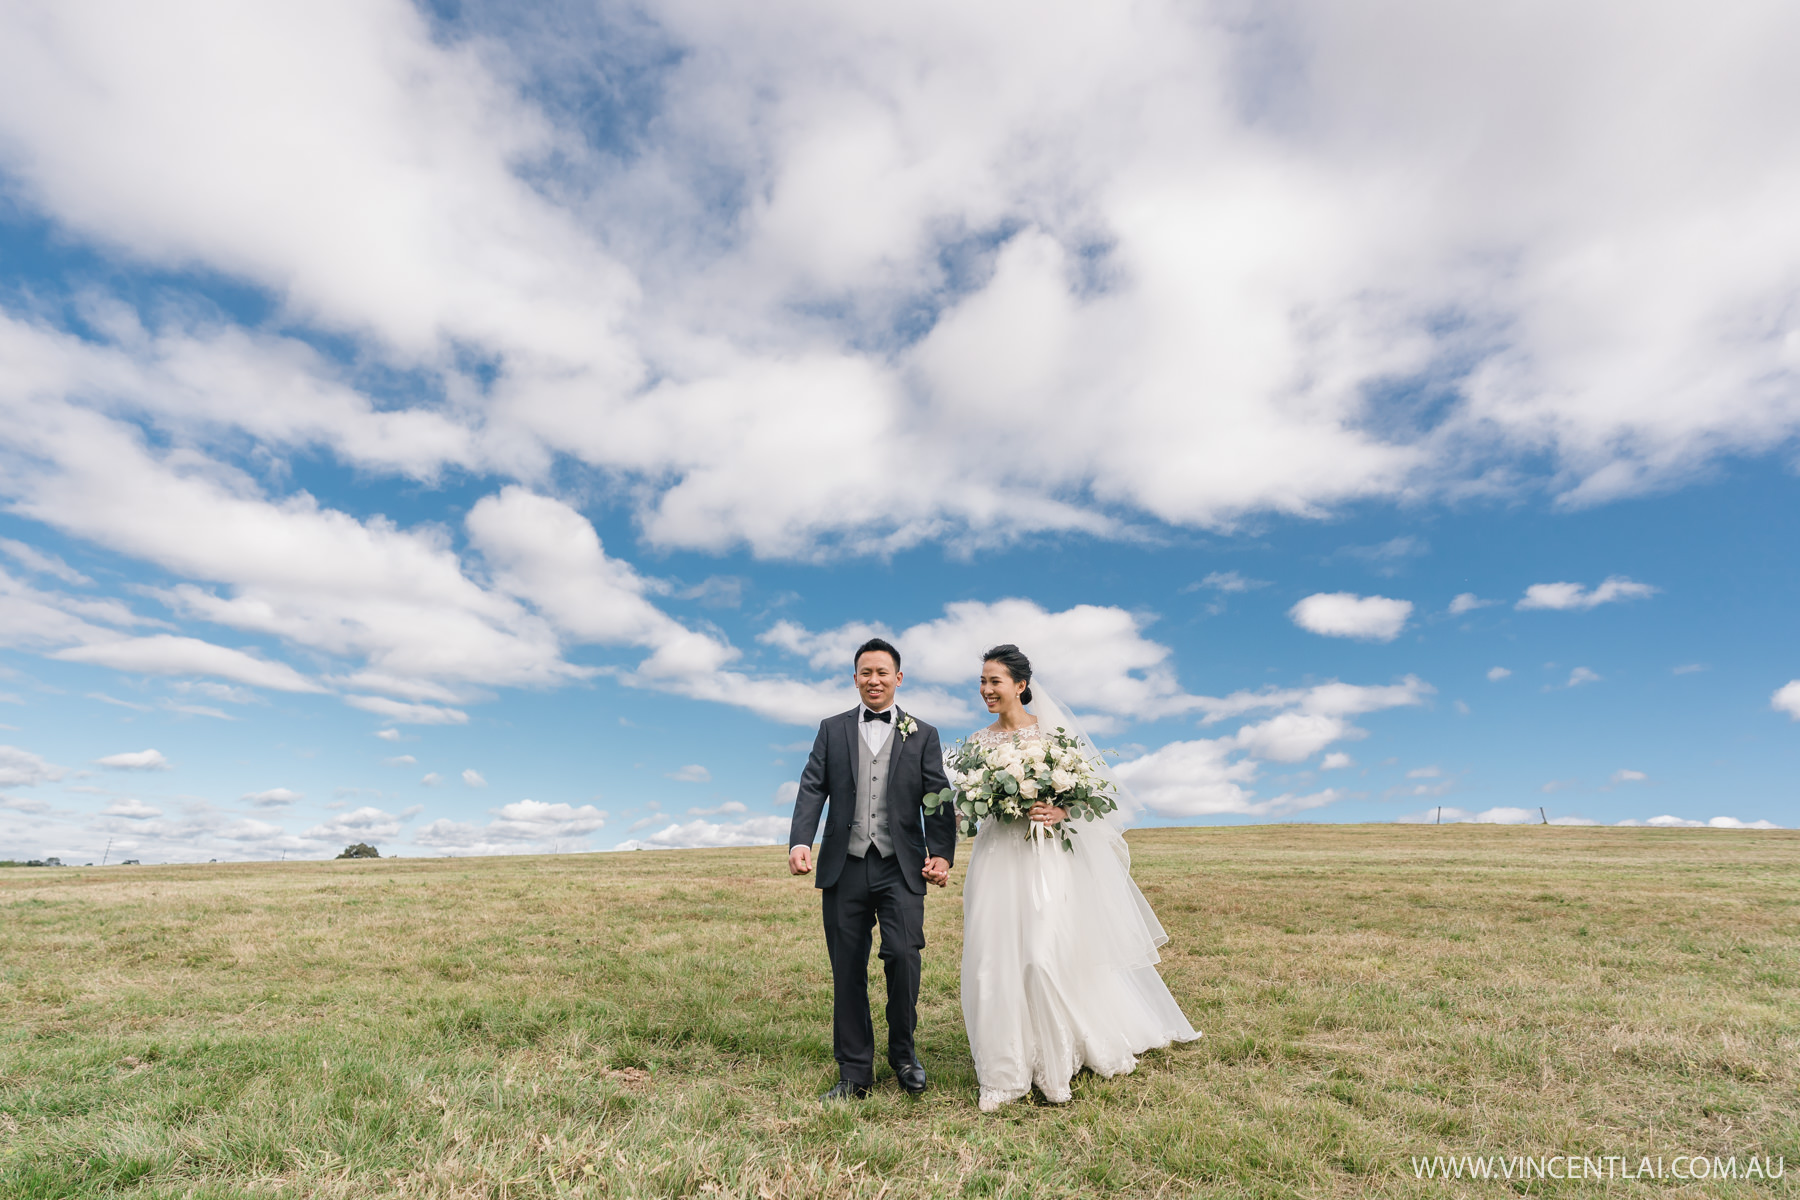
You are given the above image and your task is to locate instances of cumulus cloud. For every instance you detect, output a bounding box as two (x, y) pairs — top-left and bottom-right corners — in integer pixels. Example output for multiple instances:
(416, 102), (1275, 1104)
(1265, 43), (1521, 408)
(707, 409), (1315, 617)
(102, 797), (163, 819)
(1609, 769), (1648, 785)
(1319, 752), (1353, 770)
(1448, 593), (1496, 615)
(1398, 805), (1537, 824)
(413, 798), (608, 854)
(1564, 667), (1602, 688)
(0, 0), (1792, 752)
(1486, 666), (1512, 681)
(303, 806), (402, 843)
(242, 787), (302, 807)
(0, 744), (65, 788)
(460, 768), (486, 787)
(1772, 680), (1800, 719)
(1517, 577), (1657, 611)
(97, 748), (169, 770)
(613, 815), (791, 851)
(666, 764), (711, 783)
(1288, 593), (1412, 642)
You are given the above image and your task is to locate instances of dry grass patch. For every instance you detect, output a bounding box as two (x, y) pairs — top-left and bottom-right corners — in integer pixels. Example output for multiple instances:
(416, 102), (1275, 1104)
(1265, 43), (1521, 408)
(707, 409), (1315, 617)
(1, 825), (1795, 1197)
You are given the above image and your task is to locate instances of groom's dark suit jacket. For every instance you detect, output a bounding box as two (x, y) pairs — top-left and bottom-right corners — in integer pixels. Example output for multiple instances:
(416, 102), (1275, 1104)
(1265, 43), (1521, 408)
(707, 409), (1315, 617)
(789, 706), (956, 895)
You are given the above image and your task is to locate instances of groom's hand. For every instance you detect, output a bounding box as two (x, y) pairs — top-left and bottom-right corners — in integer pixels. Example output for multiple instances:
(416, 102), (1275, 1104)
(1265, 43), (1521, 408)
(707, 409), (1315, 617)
(788, 845), (813, 876)
(923, 855), (949, 887)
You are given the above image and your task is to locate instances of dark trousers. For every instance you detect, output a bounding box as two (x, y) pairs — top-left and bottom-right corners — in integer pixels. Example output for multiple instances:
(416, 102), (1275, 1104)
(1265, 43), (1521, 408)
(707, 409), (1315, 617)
(821, 848), (925, 1084)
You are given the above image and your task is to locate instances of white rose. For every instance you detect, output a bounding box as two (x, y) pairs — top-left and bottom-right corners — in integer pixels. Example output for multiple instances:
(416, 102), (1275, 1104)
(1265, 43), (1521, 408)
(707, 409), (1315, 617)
(1051, 768), (1075, 792)
(1017, 777), (1039, 800)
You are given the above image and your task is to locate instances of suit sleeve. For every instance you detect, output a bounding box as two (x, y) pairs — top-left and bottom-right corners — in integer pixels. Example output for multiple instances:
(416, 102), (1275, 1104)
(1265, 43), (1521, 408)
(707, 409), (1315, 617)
(788, 721), (831, 850)
(920, 724), (956, 866)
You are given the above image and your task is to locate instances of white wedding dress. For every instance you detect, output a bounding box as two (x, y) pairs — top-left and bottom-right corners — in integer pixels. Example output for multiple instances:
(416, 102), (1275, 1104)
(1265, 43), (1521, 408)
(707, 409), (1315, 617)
(960, 720), (1200, 1111)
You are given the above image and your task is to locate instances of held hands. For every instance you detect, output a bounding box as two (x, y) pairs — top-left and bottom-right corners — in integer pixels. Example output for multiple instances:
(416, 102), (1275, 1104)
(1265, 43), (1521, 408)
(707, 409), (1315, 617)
(788, 845), (812, 876)
(1028, 802), (1068, 825)
(922, 855), (950, 888)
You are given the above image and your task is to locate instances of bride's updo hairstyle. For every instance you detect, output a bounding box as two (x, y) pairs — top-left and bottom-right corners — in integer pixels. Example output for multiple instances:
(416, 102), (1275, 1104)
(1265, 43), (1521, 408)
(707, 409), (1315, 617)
(982, 644), (1033, 705)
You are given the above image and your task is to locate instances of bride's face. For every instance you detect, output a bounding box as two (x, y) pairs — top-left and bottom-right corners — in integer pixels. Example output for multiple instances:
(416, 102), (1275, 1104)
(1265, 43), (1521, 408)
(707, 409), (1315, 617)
(979, 662), (1025, 712)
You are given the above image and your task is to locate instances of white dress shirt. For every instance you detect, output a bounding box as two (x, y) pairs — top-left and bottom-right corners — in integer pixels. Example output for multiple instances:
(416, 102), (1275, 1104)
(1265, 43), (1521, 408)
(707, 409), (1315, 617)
(859, 705), (897, 755)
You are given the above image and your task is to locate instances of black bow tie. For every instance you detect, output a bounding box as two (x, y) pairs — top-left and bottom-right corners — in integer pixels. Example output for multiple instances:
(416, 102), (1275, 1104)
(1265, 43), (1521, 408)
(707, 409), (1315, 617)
(863, 708), (892, 723)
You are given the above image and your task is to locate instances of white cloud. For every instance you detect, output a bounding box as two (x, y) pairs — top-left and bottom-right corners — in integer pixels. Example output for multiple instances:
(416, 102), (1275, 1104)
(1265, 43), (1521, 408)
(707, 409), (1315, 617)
(303, 806), (402, 844)
(688, 801), (747, 816)
(0, 538), (90, 585)
(1486, 666), (1512, 681)
(0, 744), (65, 788)
(1448, 593), (1495, 615)
(97, 748), (169, 770)
(1230, 712), (1362, 764)
(381, 755), (416, 766)
(53, 634), (323, 692)
(1706, 816), (1781, 830)
(774, 780), (801, 808)
(1288, 593), (1412, 642)
(1565, 667), (1602, 687)
(345, 696), (470, 725)
(1517, 577), (1657, 611)
(1609, 769), (1648, 784)
(242, 787), (301, 807)
(1406, 766), (1441, 779)
(460, 768), (486, 788)
(414, 799), (608, 854)
(103, 798), (162, 819)
(0, 793), (51, 814)
(666, 764), (711, 783)
(0, 0), (1789, 592)
(1399, 805), (1537, 824)
(420, 772), (441, 786)
(0, 0), (1792, 751)
(375, 728), (402, 741)
(1772, 680), (1800, 719)
(1673, 663), (1707, 675)
(1191, 571), (1268, 593)
(613, 815), (792, 851)
(1319, 752), (1353, 770)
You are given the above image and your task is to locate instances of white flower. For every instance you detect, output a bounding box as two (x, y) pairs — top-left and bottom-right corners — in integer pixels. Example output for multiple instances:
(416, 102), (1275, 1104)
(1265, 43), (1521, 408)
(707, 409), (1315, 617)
(1050, 768), (1075, 792)
(1017, 777), (1039, 800)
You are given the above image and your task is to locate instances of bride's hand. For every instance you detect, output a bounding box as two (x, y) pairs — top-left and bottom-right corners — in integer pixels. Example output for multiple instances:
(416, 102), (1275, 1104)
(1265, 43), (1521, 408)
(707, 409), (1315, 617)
(1028, 802), (1067, 825)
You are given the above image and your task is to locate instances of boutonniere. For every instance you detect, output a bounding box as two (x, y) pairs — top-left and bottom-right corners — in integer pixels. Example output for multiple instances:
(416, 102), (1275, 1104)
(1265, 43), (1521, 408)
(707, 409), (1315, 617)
(897, 714), (918, 741)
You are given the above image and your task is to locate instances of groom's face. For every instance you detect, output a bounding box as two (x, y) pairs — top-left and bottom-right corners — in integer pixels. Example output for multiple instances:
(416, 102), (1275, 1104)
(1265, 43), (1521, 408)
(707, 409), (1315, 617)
(855, 651), (901, 711)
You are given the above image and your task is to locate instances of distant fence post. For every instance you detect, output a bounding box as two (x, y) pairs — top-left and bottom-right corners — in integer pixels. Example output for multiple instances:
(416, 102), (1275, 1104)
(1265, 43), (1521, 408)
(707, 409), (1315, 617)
(1539, 806), (1548, 824)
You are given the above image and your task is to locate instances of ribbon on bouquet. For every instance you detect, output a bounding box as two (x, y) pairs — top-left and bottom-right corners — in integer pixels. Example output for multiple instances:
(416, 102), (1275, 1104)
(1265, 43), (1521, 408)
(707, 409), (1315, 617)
(1027, 818), (1053, 913)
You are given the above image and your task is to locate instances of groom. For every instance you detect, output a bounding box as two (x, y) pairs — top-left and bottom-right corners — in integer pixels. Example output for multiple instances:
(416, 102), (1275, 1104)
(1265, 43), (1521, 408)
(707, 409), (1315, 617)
(788, 637), (955, 1102)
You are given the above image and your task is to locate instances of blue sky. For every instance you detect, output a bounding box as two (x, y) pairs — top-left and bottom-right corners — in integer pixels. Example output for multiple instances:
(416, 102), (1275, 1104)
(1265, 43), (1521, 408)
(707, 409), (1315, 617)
(2, 0), (1798, 861)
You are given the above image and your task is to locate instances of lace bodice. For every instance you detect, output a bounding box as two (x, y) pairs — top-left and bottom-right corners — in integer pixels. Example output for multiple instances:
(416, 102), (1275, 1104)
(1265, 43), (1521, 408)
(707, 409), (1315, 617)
(970, 722), (1049, 748)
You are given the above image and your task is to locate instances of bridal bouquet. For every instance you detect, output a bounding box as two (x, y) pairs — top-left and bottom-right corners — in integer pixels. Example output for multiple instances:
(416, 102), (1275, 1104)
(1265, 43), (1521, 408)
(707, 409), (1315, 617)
(922, 727), (1118, 850)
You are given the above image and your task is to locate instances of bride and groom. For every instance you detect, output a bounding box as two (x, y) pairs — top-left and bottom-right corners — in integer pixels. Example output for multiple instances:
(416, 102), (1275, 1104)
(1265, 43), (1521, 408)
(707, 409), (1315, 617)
(787, 637), (1198, 1110)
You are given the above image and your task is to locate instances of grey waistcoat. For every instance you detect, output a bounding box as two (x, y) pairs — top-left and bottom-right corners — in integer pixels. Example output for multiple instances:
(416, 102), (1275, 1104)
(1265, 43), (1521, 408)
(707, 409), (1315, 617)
(848, 722), (895, 858)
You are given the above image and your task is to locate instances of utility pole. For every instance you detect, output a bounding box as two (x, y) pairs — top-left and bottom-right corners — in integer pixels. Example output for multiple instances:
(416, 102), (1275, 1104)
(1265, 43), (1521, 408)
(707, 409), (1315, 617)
(1435, 806), (1441, 825)
(101, 837), (112, 866)
(1539, 806), (1548, 825)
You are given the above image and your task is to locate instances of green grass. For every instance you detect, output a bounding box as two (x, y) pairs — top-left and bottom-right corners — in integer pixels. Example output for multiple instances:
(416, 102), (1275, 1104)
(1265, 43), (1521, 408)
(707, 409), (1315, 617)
(1, 825), (1796, 1197)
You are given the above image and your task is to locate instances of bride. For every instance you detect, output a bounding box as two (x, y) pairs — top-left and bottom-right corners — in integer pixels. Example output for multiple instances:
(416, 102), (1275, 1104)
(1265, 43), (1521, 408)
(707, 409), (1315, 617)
(960, 644), (1199, 1112)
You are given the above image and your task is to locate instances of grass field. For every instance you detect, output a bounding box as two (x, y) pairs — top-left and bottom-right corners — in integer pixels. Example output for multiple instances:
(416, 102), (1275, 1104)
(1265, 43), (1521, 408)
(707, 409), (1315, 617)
(1, 825), (1796, 1198)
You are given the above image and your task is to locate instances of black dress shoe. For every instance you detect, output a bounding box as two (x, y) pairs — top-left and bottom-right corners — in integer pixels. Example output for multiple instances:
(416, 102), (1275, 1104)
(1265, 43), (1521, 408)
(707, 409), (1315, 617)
(820, 1079), (872, 1103)
(889, 1056), (928, 1095)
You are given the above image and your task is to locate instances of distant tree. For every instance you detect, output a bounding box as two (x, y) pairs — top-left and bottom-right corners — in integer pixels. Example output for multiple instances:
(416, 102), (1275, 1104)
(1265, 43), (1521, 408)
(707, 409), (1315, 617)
(336, 843), (381, 859)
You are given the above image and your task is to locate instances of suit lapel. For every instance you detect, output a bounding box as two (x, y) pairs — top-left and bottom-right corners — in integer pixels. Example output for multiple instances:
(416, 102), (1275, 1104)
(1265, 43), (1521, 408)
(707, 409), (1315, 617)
(883, 706), (908, 797)
(837, 709), (859, 829)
